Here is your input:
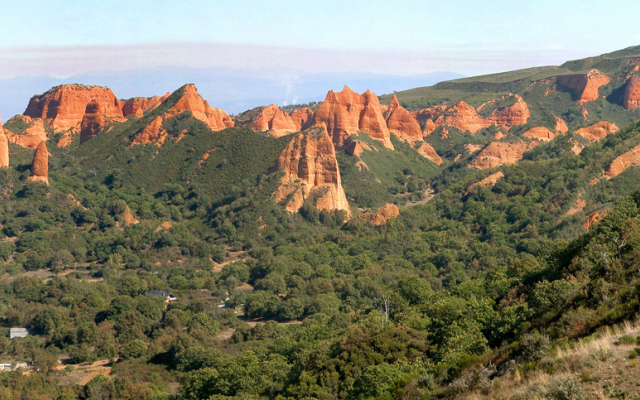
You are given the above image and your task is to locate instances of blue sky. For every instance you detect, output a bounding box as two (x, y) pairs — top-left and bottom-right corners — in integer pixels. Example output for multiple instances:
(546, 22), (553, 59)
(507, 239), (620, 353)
(1, 0), (639, 78)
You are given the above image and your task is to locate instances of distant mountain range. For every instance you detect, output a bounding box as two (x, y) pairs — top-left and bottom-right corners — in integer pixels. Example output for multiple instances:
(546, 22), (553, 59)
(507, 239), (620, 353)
(0, 67), (463, 121)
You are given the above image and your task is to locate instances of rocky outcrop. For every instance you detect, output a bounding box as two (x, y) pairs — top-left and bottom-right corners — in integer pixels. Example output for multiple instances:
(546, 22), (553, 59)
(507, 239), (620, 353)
(79, 100), (106, 144)
(249, 104), (297, 137)
(131, 116), (167, 146)
(29, 141), (49, 184)
(344, 140), (372, 157)
(121, 93), (169, 117)
(565, 198), (586, 217)
(384, 95), (423, 143)
(575, 121), (619, 142)
(167, 84), (234, 131)
(465, 171), (505, 195)
(4, 115), (48, 148)
(359, 203), (399, 225)
(311, 86), (393, 149)
(423, 119), (437, 136)
(555, 116), (569, 134)
(434, 101), (490, 133)
(584, 210), (608, 230)
(290, 108), (314, 131)
(556, 69), (610, 102)
(274, 127), (351, 216)
(411, 105), (447, 122)
(468, 141), (538, 169)
(604, 144), (640, 178)
(488, 95), (530, 127)
(623, 75), (640, 110)
(522, 127), (555, 141)
(24, 84), (123, 131)
(416, 142), (443, 165)
(0, 131), (8, 168)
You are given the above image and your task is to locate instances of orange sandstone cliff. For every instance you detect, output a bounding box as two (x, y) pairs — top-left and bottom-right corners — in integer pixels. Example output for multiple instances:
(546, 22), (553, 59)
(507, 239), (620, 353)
(604, 144), (640, 178)
(575, 121), (619, 142)
(24, 84), (123, 131)
(359, 203), (400, 225)
(465, 171), (505, 195)
(121, 93), (169, 117)
(556, 69), (610, 102)
(29, 141), (49, 184)
(0, 130), (8, 168)
(249, 104), (297, 137)
(522, 127), (555, 142)
(555, 116), (569, 134)
(384, 95), (423, 143)
(79, 100), (106, 144)
(4, 115), (48, 148)
(311, 86), (393, 149)
(623, 75), (640, 110)
(488, 95), (530, 127)
(290, 108), (314, 132)
(274, 127), (351, 216)
(166, 84), (234, 131)
(416, 142), (443, 165)
(468, 141), (538, 169)
(433, 101), (490, 133)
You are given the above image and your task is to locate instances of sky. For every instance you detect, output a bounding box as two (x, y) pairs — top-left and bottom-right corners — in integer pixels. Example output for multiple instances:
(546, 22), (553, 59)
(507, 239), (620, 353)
(1, 0), (639, 79)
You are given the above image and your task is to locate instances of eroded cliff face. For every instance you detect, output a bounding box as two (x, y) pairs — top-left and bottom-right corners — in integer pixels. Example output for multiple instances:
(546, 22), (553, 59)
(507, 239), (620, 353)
(416, 142), (443, 165)
(290, 108), (314, 132)
(465, 171), (505, 195)
(121, 93), (169, 117)
(433, 101), (490, 133)
(359, 203), (399, 225)
(29, 141), (49, 185)
(79, 100), (106, 144)
(166, 84), (234, 131)
(575, 121), (619, 142)
(522, 127), (555, 141)
(555, 116), (569, 134)
(24, 84), (123, 131)
(487, 95), (530, 127)
(4, 115), (48, 148)
(468, 141), (538, 169)
(274, 127), (351, 216)
(0, 130), (8, 168)
(556, 69), (610, 102)
(623, 75), (640, 110)
(384, 95), (423, 143)
(311, 86), (393, 149)
(249, 104), (297, 137)
(604, 144), (640, 178)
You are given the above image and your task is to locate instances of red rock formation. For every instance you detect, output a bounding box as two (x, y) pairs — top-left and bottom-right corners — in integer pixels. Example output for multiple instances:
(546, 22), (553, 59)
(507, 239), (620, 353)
(416, 142), (443, 165)
(556, 69), (610, 102)
(131, 116), (167, 147)
(249, 104), (297, 137)
(359, 203), (399, 225)
(274, 126), (351, 216)
(345, 140), (372, 157)
(522, 127), (555, 142)
(423, 119), (437, 136)
(465, 171), (505, 195)
(465, 144), (483, 154)
(434, 101), (490, 133)
(311, 86), (393, 149)
(488, 95), (530, 127)
(79, 100), (106, 144)
(384, 95), (423, 143)
(4, 115), (48, 148)
(167, 84), (234, 131)
(575, 121), (619, 142)
(555, 116), (569, 134)
(604, 144), (640, 178)
(411, 105), (447, 122)
(494, 131), (507, 140)
(121, 93), (169, 117)
(584, 210), (608, 230)
(565, 198), (586, 217)
(623, 75), (640, 110)
(29, 141), (49, 184)
(0, 130), (8, 168)
(290, 108), (314, 131)
(24, 84), (123, 131)
(468, 141), (538, 169)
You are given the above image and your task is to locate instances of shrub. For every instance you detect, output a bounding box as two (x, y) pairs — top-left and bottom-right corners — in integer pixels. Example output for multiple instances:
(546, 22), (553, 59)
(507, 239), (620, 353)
(520, 333), (551, 361)
(619, 334), (635, 345)
(545, 376), (588, 400)
(629, 349), (637, 359)
(120, 339), (148, 359)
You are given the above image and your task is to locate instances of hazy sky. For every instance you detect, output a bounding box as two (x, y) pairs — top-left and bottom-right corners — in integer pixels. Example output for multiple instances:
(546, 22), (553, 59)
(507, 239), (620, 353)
(1, 0), (639, 78)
